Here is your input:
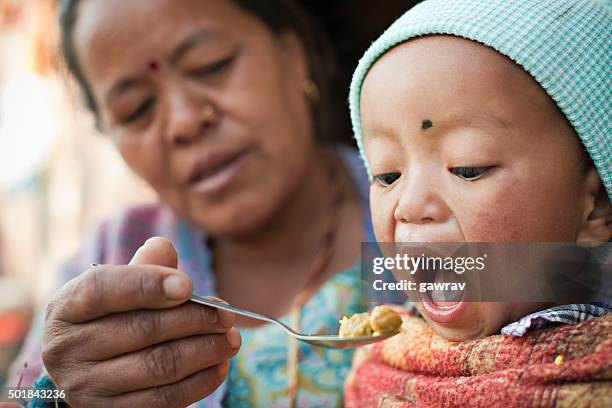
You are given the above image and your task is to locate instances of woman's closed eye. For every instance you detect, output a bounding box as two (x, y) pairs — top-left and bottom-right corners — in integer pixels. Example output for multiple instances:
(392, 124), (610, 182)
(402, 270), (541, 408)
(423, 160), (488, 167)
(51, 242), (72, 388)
(373, 172), (401, 187)
(188, 55), (236, 80)
(449, 166), (495, 181)
(119, 97), (155, 125)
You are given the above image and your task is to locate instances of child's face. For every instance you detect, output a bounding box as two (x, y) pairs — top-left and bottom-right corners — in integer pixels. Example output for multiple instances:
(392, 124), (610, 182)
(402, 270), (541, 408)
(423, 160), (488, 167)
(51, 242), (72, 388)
(360, 36), (600, 340)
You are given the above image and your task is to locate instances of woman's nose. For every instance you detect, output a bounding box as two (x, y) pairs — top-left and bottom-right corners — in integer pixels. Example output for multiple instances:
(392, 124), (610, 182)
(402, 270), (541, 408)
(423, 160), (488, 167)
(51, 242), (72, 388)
(164, 88), (218, 146)
(393, 172), (450, 225)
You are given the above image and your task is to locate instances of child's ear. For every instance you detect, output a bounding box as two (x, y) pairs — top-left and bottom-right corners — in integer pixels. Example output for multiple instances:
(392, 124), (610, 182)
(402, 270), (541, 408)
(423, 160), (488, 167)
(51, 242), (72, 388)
(576, 168), (612, 244)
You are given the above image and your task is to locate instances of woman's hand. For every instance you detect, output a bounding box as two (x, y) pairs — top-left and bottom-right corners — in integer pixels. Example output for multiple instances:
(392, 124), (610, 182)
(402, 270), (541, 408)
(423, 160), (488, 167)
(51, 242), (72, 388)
(42, 237), (241, 408)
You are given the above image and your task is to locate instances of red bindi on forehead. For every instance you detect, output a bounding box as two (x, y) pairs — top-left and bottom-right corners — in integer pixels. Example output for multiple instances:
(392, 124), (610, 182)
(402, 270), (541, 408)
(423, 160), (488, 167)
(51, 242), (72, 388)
(148, 59), (160, 72)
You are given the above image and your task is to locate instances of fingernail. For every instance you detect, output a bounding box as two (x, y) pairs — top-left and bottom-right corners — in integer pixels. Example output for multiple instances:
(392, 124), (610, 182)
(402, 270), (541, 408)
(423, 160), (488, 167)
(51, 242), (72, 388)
(218, 361), (230, 377)
(208, 296), (229, 305)
(144, 237), (158, 245)
(207, 297), (234, 328)
(226, 328), (241, 349)
(218, 309), (235, 329)
(163, 275), (190, 300)
(206, 309), (218, 324)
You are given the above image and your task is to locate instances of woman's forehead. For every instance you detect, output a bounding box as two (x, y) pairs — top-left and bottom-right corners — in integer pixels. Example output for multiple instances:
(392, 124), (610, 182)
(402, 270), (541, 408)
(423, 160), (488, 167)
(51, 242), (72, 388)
(74, 0), (244, 46)
(73, 0), (259, 64)
(72, 0), (253, 95)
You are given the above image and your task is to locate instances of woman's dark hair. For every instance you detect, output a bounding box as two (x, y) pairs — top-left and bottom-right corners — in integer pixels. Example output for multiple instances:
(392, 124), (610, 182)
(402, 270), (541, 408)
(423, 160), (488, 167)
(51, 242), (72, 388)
(58, 0), (349, 143)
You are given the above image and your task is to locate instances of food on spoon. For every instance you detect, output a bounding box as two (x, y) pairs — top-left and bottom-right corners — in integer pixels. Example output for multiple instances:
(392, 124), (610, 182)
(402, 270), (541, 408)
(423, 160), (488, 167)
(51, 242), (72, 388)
(369, 305), (403, 334)
(338, 313), (373, 337)
(338, 306), (402, 338)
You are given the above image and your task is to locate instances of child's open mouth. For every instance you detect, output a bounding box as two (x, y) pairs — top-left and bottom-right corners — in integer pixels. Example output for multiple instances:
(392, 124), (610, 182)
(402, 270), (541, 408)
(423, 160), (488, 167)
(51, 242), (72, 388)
(418, 267), (467, 324)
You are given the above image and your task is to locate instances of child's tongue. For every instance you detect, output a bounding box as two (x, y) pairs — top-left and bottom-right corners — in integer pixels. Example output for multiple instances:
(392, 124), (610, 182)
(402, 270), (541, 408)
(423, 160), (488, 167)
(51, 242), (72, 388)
(429, 269), (463, 306)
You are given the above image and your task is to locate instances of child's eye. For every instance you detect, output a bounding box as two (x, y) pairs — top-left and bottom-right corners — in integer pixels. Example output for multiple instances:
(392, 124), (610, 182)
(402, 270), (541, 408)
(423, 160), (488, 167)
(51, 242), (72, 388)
(373, 172), (401, 186)
(449, 166), (495, 181)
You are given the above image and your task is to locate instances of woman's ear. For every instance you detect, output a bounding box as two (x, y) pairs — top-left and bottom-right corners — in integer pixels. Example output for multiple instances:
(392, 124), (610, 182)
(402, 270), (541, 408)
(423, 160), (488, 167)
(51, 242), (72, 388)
(576, 168), (612, 244)
(278, 31), (309, 86)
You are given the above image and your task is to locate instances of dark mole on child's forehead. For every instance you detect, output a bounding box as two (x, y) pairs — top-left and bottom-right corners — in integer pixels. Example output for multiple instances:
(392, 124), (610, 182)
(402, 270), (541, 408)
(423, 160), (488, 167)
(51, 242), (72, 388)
(421, 119), (433, 130)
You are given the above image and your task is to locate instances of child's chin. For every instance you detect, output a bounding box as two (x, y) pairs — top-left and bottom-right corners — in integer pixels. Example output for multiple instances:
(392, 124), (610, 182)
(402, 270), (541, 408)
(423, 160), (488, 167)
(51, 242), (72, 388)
(416, 303), (501, 341)
(427, 321), (491, 341)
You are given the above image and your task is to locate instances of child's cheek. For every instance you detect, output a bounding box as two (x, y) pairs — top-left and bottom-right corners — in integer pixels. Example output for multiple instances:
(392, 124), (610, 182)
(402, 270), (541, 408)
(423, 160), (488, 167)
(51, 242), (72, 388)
(370, 187), (396, 243)
(460, 188), (529, 241)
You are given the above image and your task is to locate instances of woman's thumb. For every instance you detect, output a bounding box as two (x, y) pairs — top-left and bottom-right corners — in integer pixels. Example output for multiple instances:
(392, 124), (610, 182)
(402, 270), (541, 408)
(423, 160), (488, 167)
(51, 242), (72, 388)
(129, 236), (179, 268)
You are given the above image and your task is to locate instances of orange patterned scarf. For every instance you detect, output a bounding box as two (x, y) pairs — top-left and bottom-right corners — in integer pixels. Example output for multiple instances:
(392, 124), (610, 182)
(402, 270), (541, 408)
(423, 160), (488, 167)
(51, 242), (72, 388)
(345, 310), (611, 408)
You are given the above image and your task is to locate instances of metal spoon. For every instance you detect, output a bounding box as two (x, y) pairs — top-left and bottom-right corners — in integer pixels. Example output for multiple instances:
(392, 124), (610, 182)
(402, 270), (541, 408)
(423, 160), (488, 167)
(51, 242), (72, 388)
(190, 294), (400, 349)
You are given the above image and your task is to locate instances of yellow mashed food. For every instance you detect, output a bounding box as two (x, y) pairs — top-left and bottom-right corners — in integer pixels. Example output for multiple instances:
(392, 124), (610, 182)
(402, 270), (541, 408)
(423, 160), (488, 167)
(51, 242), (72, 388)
(338, 305), (402, 338)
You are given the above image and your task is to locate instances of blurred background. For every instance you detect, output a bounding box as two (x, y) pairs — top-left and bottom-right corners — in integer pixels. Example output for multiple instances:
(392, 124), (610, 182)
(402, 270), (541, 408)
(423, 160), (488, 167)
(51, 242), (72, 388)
(0, 0), (418, 387)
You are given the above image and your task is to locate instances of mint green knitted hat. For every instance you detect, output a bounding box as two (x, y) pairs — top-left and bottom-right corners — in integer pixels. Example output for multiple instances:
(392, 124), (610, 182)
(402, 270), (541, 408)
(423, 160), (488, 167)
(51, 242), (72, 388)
(350, 0), (612, 199)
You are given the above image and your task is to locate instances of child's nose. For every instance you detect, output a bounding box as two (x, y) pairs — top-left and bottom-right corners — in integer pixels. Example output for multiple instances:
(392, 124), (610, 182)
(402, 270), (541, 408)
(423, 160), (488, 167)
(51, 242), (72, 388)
(393, 174), (450, 225)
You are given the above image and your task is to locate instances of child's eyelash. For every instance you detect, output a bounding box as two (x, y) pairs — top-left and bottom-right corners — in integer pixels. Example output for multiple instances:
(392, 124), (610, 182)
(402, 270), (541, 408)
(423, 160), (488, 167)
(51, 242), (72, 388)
(449, 166), (495, 181)
(373, 172), (401, 186)
(373, 167), (494, 186)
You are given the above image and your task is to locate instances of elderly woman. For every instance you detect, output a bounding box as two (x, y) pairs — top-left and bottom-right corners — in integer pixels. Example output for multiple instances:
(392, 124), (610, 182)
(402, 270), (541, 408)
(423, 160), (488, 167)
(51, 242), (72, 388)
(8, 0), (376, 406)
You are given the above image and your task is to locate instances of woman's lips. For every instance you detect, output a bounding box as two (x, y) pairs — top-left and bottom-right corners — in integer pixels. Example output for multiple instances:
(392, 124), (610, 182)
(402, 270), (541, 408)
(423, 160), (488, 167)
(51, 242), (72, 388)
(188, 150), (250, 195)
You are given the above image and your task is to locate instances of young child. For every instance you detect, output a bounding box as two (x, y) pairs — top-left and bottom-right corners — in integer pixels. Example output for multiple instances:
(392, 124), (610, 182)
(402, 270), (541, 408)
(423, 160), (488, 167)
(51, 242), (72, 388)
(345, 0), (611, 406)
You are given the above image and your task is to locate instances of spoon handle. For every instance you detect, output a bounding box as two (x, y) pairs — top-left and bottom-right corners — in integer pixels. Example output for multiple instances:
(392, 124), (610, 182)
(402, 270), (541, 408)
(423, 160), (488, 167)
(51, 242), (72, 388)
(189, 294), (279, 326)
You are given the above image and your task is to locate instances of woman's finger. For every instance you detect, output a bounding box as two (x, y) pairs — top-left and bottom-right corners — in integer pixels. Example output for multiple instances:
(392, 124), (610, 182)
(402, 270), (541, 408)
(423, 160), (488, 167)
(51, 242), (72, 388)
(129, 236), (179, 268)
(75, 301), (235, 360)
(90, 331), (240, 394)
(108, 363), (230, 408)
(48, 264), (192, 323)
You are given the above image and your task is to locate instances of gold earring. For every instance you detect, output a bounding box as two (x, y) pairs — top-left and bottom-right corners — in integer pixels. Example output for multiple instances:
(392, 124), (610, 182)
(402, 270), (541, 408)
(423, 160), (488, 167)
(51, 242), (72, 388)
(303, 79), (320, 106)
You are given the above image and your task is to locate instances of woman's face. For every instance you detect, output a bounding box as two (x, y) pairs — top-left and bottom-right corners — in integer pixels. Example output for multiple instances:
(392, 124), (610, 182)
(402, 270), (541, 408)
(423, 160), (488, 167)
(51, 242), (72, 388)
(74, 0), (314, 237)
